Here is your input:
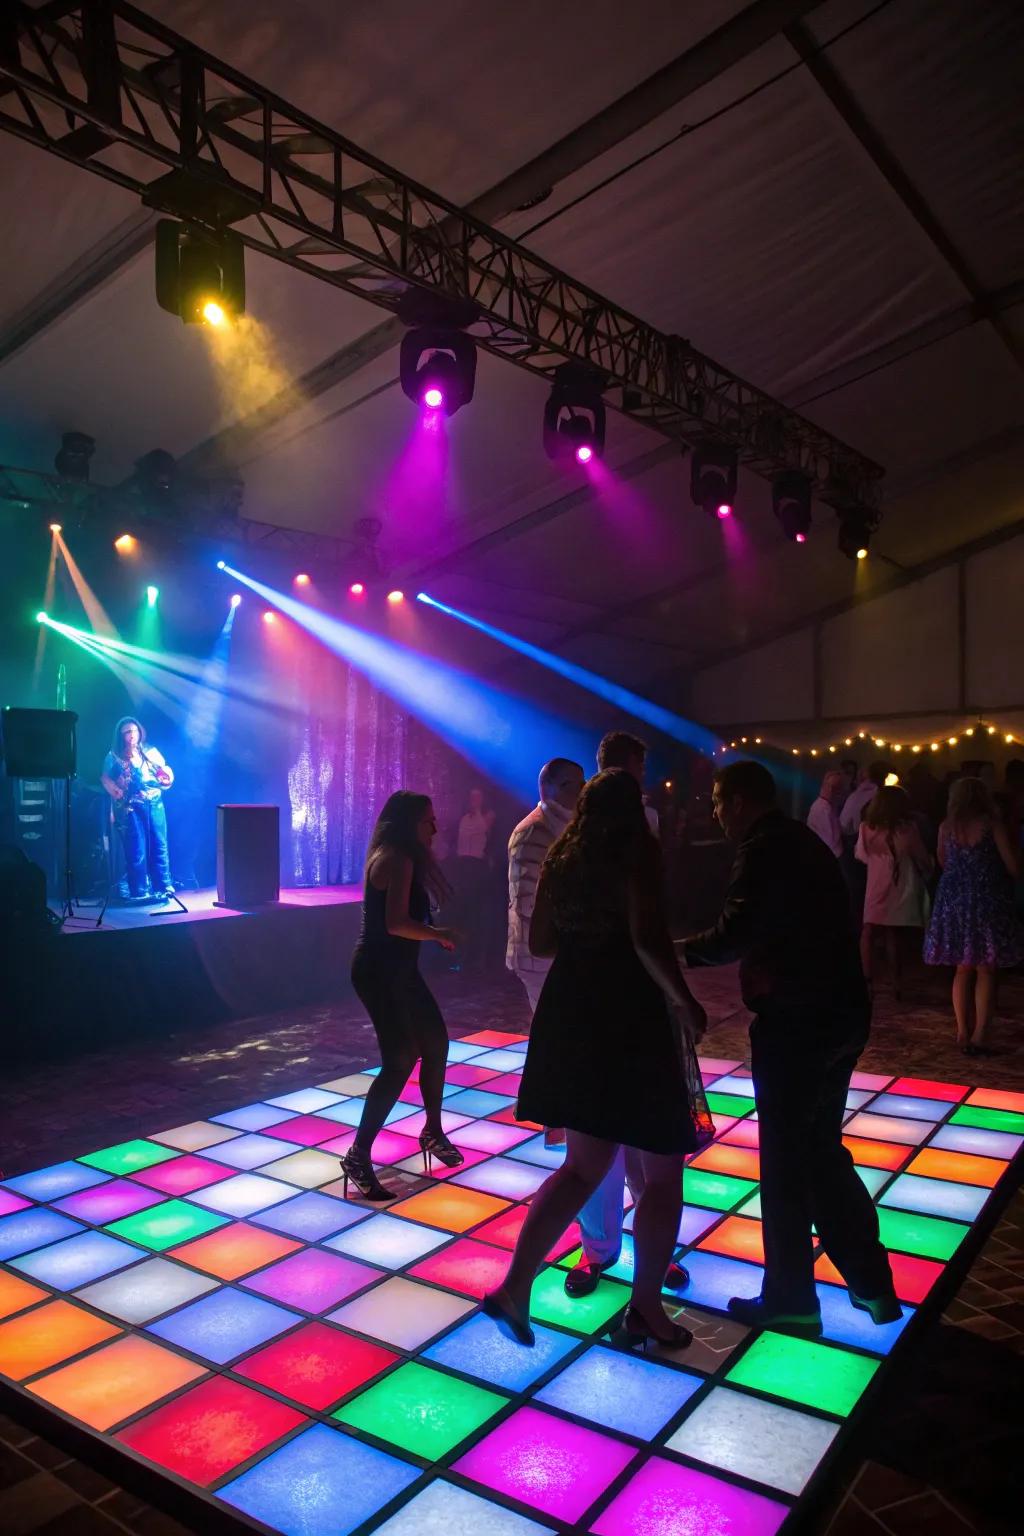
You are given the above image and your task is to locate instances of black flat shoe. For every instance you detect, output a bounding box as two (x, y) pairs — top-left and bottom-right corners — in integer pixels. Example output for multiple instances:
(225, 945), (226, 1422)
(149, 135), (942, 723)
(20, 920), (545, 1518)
(340, 1148), (394, 1203)
(419, 1130), (464, 1174)
(727, 1295), (823, 1336)
(482, 1289), (535, 1347)
(849, 1289), (902, 1325)
(617, 1303), (692, 1353)
(564, 1257), (612, 1298)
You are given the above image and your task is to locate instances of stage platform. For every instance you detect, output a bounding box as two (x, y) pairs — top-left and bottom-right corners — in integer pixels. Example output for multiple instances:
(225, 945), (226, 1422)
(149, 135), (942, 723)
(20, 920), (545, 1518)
(0, 1035), (1021, 1536)
(8, 887), (363, 1061)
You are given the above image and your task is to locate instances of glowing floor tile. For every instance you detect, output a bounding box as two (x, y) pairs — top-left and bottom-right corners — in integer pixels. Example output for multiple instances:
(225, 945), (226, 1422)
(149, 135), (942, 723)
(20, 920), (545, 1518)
(705, 1073), (757, 1099)
(325, 1129), (421, 1166)
(696, 1056), (744, 1077)
(150, 1121), (241, 1152)
(328, 1274), (473, 1351)
(393, 1145), (493, 1182)
(188, 1172), (297, 1217)
(907, 1147), (1006, 1188)
(117, 1374), (305, 1483)
(680, 1250), (764, 1313)
(79, 1140), (178, 1176)
(0, 1208), (84, 1259)
(319, 1072), (377, 1094)
(453, 1404), (634, 1524)
(444, 1088), (517, 1117)
(933, 1124), (1023, 1160)
(389, 1184), (511, 1233)
(259, 1149), (348, 1189)
(409, 1237), (510, 1298)
(372, 1479), (553, 1536)
(469, 1049), (529, 1073)
(705, 1091), (757, 1120)
(253, 1191), (368, 1242)
(472, 1206), (581, 1262)
(54, 1180), (164, 1225)
(326, 1213), (449, 1269)
(490, 1107), (543, 1131)
(147, 1286), (299, 1364)
(689, 1142), (760, 1180)
(388, 1108), (472, 1140)
(720, 1118), (761, 1148)
(0, 1270), (47, 1320)
(881, 1172), (988, 1223)
(445, 1039), (497, 1061)
(453, 1158), (548, 1201)
(593, 1455), (788, 1536)
(849, 1070), (892, 1091)
(842, 1135), (911, 1171)
(529, 1266), (628, 1335)
(201, 1133), (305, 1170)
(697, 1215), (765, 1266)
(844, 1112), (935, 1145)
(244, 1248), (383, 1312)
(950, 1103), (1024, 1135)
(875, 1206), (968, 1261)
(129, 1155), (238, 1196)
(3, 1161), (111, 1202)
(396, 1081), (461, 1107)
(219, 1421), (420, 1536)
(890, 1076), (968, 1103)
(0, 1299), (120, 1381)
(211, 1103), (300, 1132)
(454, 1121), (534, 1155)
(462, 1030), (527, 1046)
(335, 1358), (506, 1460)
(265, 1087), (344, 1114)
(683, 1168), (758, 1211)
(727, 1329), (878, 1416)
(622, 1205), (722, 1246)
(316, 1098), (417, 1129)
(0, 1191), (30, 1217)
(815, 1250), (941, 1304)
(11, 1231), (142, 1289)
(236, 1321), (397, 1410)
(168, 1221), (302, 1281)
(105, 1200), (227, 1252)
(423, 1311), (578, 1392)
(665, 1385), (838, 1495)
(260, 1113), (343, 1147)
(446, 1063), (504, 1086)
(76, 1257), (219, 1322)
(536, 1343), (701, 1438)
(845, 1089), (875, 1110)
(30, 1334), (206, 1430)
(815, 1283), (911, 1354)
(871, 1092), (958, 1122)
(968, 1087), (1024, 1114)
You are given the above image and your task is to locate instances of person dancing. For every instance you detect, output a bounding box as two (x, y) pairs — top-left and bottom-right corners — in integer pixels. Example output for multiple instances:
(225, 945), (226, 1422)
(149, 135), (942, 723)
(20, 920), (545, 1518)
(342, 792), (463, 1201)
(100, 716), (175, 902)
(485, 769), (707, 1349)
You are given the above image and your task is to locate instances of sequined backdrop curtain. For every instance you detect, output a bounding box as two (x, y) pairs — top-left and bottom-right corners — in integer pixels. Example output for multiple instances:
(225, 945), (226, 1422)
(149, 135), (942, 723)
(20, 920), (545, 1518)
(284, 642), (464, 886)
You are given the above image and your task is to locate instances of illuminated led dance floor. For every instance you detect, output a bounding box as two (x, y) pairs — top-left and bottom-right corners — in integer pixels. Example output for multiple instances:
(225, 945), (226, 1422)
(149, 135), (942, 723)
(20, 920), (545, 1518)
(1, 1035), (1021, 1536)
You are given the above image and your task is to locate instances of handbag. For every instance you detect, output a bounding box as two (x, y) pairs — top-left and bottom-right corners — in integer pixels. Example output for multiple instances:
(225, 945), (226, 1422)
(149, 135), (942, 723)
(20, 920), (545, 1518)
(673, 1008), (715, 1152)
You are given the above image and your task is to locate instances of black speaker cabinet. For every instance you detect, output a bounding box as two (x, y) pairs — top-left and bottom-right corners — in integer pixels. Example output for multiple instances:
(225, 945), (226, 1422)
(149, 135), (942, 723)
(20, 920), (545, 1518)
(1, 708), (78, 779)
(216, 804), (280, 909)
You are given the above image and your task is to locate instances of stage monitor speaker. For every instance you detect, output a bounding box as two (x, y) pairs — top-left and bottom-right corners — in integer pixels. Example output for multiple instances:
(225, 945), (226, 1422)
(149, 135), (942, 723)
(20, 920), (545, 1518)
(1, 708), (78, 779)
(216, 804), (280, 909)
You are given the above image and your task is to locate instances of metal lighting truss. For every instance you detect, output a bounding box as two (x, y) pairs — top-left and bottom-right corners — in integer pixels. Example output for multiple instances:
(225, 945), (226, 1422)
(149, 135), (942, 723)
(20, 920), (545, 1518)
(0, 0), (883, 511)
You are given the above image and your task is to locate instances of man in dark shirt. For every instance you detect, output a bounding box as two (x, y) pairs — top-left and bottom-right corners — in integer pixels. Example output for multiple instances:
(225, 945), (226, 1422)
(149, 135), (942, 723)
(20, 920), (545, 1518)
(684, 760), (898, 1333)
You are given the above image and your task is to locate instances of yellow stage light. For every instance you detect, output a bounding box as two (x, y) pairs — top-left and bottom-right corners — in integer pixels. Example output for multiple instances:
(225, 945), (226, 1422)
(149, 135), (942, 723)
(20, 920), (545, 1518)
(965, 727), (974, 737)
(885, 772), (899, 787)
(856, 547), (868, 560)
(114, 534), (136, 553)
(948, 737), (958, 746)
(49, 522), (62, 533)
(1007, 733), (1016, 744)
(202, 300), (227, 328)
(295, 573), (311, 586)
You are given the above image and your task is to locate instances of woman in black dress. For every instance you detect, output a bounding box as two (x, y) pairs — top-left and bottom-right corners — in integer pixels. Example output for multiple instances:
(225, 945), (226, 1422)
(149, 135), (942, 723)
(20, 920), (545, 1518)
(485, 769), (706, 1348)
(341, 792), (464, 1201)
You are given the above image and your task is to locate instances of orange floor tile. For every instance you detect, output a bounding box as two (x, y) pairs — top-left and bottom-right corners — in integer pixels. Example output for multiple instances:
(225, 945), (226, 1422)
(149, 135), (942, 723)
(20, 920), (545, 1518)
(815, 1250), (942, 1304)
(697, 1215), (765, 1265)
(689, 1142), (761, 1181)
(168, 1222), (303, 1280)
(389, 1183), (511, 1232)
(906, 1148), (1008, 1188)
(966, 1087), (1024, 1114)
(842, 1136), (911, 1171)
(29, 1335), (206, 1430)
(0, 1270), (48, 1322)
(0, 1300), (120, 1382)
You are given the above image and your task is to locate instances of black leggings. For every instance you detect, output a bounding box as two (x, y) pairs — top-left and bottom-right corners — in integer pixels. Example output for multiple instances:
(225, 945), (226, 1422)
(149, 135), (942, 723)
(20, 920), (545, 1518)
(351, 957), (450, 1153)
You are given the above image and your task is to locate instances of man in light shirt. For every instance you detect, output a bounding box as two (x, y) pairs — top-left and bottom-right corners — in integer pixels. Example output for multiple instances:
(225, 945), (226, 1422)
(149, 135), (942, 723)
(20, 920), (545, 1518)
(840, 761), (890, 839)
(806, 769), (845, 857)
(507, 758), (585, 1013)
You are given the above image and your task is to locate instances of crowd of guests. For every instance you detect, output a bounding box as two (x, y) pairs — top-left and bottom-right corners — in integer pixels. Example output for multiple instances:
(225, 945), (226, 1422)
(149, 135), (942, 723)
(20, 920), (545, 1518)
(806, 757), (1024, 1053)
(339, 730), (918, 1351)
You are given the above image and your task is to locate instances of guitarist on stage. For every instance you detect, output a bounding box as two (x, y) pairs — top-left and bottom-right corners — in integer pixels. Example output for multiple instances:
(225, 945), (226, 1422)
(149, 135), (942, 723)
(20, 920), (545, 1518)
(101, 716), (175, 902)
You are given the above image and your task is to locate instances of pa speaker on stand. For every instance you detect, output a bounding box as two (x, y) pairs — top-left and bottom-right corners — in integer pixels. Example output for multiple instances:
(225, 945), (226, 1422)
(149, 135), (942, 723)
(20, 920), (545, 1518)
(0, 708), (80, 925)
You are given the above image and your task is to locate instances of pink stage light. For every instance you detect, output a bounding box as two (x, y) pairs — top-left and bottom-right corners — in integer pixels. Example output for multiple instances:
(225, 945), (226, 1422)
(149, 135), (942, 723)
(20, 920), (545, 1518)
(349, 583), (365, 596)
(575, 444), (593, 464)
(795, 531), (807, 544)
(387, 590), (405, 605)
(262, 611), (276, 625)
(716, 503), (733, 519)
(422, 387), (444, 410)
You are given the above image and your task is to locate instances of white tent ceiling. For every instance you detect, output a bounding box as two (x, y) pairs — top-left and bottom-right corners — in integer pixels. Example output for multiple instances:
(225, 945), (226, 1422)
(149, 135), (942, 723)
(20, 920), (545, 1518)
(1, 0), (1022, 698)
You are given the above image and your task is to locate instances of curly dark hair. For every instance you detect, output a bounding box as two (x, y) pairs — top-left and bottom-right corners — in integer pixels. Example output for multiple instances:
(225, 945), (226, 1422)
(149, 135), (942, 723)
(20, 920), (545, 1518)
(543, 769), (657, 934)
(365, 790), (451, 906)
(110, 716), (145, 756)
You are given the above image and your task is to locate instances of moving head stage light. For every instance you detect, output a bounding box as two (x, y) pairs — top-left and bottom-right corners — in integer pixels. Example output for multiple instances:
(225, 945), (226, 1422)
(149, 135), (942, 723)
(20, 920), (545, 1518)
(155, 220), (245, 326)
(543, 363), (606, 465)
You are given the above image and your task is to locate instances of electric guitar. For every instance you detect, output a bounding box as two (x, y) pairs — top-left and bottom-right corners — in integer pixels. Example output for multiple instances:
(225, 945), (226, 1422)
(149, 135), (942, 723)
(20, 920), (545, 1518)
(108, 753), (172, 826)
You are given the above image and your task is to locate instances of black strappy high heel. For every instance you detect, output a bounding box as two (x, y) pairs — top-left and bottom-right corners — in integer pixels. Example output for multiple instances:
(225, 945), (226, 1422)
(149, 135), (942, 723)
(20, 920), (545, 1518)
(419, 1130), (464, 1174)
(340, 1147), (394, 1202)
(617, 1303), (693, 1354)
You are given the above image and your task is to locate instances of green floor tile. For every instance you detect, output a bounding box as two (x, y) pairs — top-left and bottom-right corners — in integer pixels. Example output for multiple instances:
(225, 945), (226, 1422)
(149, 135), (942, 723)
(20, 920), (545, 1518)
(706, 1092), (757, 1119)
(876, 1206), (968, 1262)
(683, 1169), (758, 1212)
(333, 1360), (506, 1460)
(529, 1265), (628, 1334)
(726, 1331), (878, 1418)
(80, 1139), (179, 1175)
(105, 1199), (228, 1250)
(950, 1105), (1024, 1135)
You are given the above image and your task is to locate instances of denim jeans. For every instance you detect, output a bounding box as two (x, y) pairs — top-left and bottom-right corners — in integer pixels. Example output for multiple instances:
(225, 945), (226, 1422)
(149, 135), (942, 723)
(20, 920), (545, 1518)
(120, 797), (170, 896)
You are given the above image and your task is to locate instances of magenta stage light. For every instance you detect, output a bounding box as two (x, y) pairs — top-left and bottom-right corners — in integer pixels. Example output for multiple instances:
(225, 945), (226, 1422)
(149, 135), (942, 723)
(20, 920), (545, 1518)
(576, 444), (593, 464)
(716, 503), (733, 519)
(795, 531), (807, 543)
(349, 582), (365, 596)
(422, 386), (444, 410)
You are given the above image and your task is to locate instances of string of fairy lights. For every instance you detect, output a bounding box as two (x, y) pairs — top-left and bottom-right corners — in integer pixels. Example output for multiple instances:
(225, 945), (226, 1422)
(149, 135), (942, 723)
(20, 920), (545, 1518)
(715, 720), (1018, 760)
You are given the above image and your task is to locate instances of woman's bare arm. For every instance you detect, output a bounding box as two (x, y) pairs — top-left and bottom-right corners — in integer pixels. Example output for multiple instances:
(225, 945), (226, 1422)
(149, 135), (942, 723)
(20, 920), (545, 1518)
(381, 853), (450, 943)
